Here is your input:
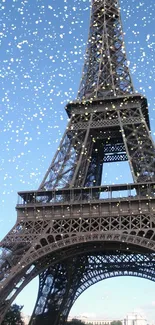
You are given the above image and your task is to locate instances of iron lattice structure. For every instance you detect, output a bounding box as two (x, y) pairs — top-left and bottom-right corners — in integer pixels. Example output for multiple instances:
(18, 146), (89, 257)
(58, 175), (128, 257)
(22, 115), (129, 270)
(0, 0), (155, 324)
(78, 0), (134, 99)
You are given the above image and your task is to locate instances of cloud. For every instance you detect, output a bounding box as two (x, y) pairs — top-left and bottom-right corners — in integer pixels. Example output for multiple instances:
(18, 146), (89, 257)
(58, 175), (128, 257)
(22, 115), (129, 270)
(132, 308), (146, 317)
(69, 312), (97, 320)
(141, 301), (155, 310)
(81, 312), (97, 319)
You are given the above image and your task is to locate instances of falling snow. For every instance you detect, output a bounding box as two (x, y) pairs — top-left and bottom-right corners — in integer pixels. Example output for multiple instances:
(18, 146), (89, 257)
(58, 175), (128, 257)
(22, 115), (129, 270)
(0, 0), (155, 234)
(0, 0), (155, 321)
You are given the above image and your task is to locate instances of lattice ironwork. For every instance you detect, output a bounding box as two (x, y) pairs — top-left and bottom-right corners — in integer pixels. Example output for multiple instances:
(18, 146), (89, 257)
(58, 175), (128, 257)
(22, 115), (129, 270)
(1, 189), (155, 324)
(0, 0), (155, 324)
(29, 252), (155, 325)
(78, 0), (134, 100)
(39, 96), (155, 189)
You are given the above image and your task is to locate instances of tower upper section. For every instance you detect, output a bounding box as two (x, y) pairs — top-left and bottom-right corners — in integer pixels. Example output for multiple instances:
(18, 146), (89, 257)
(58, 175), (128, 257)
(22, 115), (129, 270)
(78, 0), (134, 100)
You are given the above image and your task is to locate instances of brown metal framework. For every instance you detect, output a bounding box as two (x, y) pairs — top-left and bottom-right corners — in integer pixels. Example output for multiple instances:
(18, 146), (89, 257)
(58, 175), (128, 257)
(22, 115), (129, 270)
(0, 0), (155, 324)
(78, 0), (134, 99)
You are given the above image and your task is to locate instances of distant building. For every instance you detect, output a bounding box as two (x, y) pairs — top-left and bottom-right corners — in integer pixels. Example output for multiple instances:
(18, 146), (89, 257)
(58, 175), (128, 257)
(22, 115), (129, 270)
(83, 320), (114, 325)
(69, 312), (148, 325)
(123, 312), (147, 325)
(22, 313), (31, 325)
(68, 316), (119, 325)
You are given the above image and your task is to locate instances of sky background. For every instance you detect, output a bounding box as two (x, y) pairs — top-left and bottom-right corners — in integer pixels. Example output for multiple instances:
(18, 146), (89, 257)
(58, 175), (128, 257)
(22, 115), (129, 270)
(0, 0), (155, 322)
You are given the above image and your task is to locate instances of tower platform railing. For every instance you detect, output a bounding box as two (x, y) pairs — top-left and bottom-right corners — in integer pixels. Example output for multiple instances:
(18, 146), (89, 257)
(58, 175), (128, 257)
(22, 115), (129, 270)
(17, 182), (155, 207)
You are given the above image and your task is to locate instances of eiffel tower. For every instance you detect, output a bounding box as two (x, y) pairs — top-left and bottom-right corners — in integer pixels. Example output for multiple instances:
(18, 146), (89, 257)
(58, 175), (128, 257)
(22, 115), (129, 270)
(1, 0), (155, 324)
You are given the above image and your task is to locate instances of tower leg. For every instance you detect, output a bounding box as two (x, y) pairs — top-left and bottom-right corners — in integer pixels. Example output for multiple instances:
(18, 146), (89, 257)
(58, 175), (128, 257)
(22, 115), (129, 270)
(30, 256), (88, 325)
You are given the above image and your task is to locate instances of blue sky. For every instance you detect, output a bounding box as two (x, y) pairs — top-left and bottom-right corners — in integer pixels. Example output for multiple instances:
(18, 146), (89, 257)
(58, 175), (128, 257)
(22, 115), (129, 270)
(0, 0), (155, 322)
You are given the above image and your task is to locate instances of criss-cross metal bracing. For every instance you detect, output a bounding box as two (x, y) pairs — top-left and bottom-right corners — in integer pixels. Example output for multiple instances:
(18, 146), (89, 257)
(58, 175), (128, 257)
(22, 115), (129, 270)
(1, 189), (155, 324)
(0, 0), (155, 324)
(29, 252), (155, 324)
(39, 95), (155, 190)
(78, 0), (134, 100)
